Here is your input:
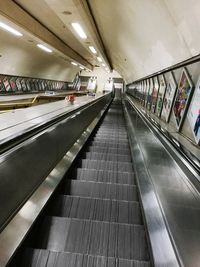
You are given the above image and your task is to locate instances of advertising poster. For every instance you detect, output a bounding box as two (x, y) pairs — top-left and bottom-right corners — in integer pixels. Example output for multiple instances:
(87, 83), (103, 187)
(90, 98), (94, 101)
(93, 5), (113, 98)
(146, 78), (154, 110)
(141, 81), (145, 104)
(188, 76), (200, 144)
(151, 76), (160, 113)
(155, 75), (166, 117)
(16, 78), (22, 91)
(0, 76), (5, 91)
(3, 77), (11, 92)
(26, 79), (31, 91)
(144, 79), (150, 107)
(10, 77), (17, 91)
(173, 68), (193, 130)
(21, 79), (27, 91)
(143, 80), (147, 106)
(162, 72), (177, 122)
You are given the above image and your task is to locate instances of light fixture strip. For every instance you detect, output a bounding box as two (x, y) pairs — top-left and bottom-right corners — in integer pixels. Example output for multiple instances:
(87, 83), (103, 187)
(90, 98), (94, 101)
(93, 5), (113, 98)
(97, 57), (102, 62)
(71, 62), (78, 66)
(89, 46), (97, 54)
(72, 23), (87, 39)
(37, 44), (52, 53)
(0, 22), (23, 36)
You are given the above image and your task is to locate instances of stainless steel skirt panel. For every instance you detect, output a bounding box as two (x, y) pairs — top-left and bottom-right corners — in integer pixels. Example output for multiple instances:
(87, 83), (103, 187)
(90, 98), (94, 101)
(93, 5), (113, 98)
(125, 96), (200, 267)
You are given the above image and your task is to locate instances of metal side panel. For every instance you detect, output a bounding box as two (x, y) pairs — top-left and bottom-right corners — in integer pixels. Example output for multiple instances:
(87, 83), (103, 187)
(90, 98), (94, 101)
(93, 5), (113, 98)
(123, 101), (180, 267)
(0, 96), (112, 267)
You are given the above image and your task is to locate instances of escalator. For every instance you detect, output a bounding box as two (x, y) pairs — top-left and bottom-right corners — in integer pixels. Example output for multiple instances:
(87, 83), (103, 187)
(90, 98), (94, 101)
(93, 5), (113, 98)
(10, 99), (151, 267)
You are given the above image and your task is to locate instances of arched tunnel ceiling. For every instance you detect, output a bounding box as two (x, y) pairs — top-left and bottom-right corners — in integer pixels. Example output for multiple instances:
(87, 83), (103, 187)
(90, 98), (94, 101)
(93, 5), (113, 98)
(2, 0), (200, 83)
(88, 0), (200, 83)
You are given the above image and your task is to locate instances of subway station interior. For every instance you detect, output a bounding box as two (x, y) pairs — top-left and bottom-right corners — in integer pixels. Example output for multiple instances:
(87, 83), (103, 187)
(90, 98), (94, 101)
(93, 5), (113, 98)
(0, 1), (200, 267)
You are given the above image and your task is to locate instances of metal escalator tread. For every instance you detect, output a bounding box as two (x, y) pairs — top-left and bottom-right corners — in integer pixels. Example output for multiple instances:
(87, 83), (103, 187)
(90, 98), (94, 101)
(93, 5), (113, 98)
(81, 159), (133, 172)
(84, 152), (132, 162)
(22, 249), (151, 267)
(90, 140), (129, 149)
(73, 168), (135, 184)
(50, 195), (142, 224)
(66, 180), (138, 201)
(87, 146), (131, 156)
(36, 217), (149, 261)
(19, 99), (150, 267)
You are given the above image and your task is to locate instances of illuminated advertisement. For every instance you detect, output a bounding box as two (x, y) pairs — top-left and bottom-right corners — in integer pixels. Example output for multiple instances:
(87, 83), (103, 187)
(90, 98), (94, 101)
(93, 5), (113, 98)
(188, 76), (200, 144)
(161, 72), (177, 122)
(173, 68), (193, 130)
(151, 76), (159, 113)
(146, 78), (154, 110)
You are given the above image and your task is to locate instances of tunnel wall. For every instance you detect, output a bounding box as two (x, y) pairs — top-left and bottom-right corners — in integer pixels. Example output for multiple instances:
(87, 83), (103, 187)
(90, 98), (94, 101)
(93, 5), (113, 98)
(127, 60), (200, 161)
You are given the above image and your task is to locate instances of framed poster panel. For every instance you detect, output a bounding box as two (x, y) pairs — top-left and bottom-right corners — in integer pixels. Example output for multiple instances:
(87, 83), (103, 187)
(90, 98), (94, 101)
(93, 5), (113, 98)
(21, 78), (27, 91)
(145, 79), (150, 107)
(26, 79), (31, 91)
(10, 77), (17, 91)
(161, 72), (177, 122)
(16, 78), (22, 91)
(173, 68), (193, 130)
(0, 76), (5, 91)
(151, 76), (160, 113)
(146, 78), (154, 110)
(141, 81), (145, 104)
(155, 74), (166, 117)
(3, 77), (11, 92)
(188, 76), (200, 144)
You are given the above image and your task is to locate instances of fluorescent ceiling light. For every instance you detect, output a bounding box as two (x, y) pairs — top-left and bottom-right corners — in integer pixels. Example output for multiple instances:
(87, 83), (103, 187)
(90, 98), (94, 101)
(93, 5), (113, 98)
(89, 46), (97, 54)
(79, 66), (84, 69)
(72, 23), (87, 39)
(105, 67), (109, 71)
(37, 44), (52, 53)
(97, 57), (102, 62)
(71, 62), (78, 66)
(102, 63), (106, 67)
(0, 22), (23, 36)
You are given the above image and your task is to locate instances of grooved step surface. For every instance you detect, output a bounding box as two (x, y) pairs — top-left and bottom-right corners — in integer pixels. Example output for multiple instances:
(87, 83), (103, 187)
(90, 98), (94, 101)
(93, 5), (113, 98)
(22, 249), (151, 267)
(93, 137), (129, 143)
(87, 146), (131, 156)
(66, 180), (138, 201)
(36, 217), (149, 261)
(50, 195), (142, 224)
(81, 159), (133, 172)
(84, 152), (132, 162)
(90, 141), (129, 149)
(72, 168), (135, 185)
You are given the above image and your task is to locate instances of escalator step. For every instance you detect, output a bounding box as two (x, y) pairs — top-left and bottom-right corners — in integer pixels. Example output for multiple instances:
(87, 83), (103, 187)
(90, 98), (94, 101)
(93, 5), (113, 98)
(93, 137), (128, 143)
(84, 152), (132, 162)
(50, 195), (142, 224)
(90, 141), (129, 149)
(81, 159), (133, 172)
(21, 249), (151, 267)
(73, 168), (135, 184)
(87, 146), (131, 156)
(36, 217), (149, 261)
(65, 180), (138, 201)
(95, 133), (127, 138)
